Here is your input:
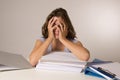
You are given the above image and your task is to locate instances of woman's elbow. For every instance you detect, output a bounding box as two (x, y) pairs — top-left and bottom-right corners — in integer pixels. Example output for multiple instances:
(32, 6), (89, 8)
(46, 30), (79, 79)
(83, 54), (90, 61)
(80, 50), (90, 61)
(83, 51), (90, 61)
(29, 56), (38, 67)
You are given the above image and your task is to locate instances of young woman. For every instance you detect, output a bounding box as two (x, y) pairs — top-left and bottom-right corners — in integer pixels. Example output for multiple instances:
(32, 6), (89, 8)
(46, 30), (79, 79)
(29, 8), (90, 67)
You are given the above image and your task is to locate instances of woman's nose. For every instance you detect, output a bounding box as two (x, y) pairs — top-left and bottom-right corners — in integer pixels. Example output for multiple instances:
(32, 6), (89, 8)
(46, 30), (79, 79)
(55, 28), (58, 31)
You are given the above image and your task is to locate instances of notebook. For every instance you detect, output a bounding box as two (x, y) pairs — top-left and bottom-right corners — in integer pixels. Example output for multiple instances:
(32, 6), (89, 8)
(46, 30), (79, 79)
(0, 51), (32, 71)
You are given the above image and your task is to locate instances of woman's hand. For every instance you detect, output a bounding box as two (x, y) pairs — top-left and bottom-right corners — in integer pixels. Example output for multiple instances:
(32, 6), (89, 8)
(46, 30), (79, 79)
(57, 21), (68, 41)
(47, 17), (57, 40)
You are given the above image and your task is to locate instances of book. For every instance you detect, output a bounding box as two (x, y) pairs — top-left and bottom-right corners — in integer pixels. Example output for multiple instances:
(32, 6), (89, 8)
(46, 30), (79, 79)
(35, 52), (87, 72)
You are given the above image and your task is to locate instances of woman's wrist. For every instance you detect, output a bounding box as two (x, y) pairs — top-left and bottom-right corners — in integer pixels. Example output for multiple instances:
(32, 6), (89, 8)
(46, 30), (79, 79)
(59, 37), (67, 44)
(47, 37), (54, 42)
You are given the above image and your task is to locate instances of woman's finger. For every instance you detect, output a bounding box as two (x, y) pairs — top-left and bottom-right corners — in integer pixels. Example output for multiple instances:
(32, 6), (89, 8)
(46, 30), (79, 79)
(62, 22), (66, 31)
(48, 17), (56, 28)
(48, 17), (54, 25)
(58, 22), (63, 32)
(52, 25), (57, 30)
(50, 17), (57, 27)
(57, 25), (61, 34)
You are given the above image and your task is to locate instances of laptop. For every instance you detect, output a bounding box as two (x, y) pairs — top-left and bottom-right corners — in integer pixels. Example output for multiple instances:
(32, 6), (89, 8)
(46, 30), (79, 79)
(0, 51), (33, 71)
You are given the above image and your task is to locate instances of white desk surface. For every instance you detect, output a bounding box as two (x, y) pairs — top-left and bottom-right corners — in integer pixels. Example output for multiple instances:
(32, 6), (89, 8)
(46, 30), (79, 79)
(0, 68), (103, 80)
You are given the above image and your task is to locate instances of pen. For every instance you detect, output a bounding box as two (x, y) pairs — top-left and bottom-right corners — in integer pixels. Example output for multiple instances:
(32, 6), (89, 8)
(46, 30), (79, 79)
(97, 67), (116, 78)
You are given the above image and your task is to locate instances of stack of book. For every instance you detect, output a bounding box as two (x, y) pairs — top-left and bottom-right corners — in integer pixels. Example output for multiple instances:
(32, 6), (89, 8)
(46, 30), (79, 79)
(35, 52), (87, 72)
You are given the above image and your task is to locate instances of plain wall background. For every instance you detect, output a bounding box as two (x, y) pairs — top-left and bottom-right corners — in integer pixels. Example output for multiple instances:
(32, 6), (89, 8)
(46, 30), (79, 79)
(0, 0), (120, 61)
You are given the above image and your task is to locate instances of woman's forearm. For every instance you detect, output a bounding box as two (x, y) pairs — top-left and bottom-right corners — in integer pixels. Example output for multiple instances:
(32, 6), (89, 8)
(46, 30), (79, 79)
(60, 38), (90, 61)
(29, 38), (52, 66)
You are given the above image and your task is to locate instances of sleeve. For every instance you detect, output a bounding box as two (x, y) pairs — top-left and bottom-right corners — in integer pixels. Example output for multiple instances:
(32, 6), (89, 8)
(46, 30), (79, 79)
(37, 37), (45, 42)
(64, 38), (79, 53)
(72, 38), (79, 43)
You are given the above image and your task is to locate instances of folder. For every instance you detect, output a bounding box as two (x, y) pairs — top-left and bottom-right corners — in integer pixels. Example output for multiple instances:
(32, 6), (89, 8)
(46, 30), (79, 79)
(84, 66), (115, 80)
(84, 66), (105, 79)
(84, 59), (120, 80)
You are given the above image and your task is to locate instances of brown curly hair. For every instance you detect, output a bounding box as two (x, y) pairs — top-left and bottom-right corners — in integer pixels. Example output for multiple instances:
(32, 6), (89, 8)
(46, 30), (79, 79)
(42, 8), (76, 39)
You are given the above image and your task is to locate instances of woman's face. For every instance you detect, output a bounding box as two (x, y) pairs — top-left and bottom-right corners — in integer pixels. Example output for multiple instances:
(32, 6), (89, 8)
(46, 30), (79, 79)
(53, 17), (66, 39)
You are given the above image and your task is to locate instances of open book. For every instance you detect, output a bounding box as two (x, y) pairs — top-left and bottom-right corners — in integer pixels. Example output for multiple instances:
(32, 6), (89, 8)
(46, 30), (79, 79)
(35, 52), (87, 72)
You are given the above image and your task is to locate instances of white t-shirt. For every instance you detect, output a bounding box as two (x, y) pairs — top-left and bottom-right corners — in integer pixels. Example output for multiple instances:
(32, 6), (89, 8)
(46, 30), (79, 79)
(38, 37), (79, 53)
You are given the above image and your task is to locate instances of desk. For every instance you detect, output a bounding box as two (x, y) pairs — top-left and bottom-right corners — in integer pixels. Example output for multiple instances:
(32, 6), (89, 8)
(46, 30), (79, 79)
(0, 68), (103, 80)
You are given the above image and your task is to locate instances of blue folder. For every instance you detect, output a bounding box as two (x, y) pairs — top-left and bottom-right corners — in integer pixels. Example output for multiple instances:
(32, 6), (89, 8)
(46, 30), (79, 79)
(84, 66), (104, 79)
(84, 59), (116, 79)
